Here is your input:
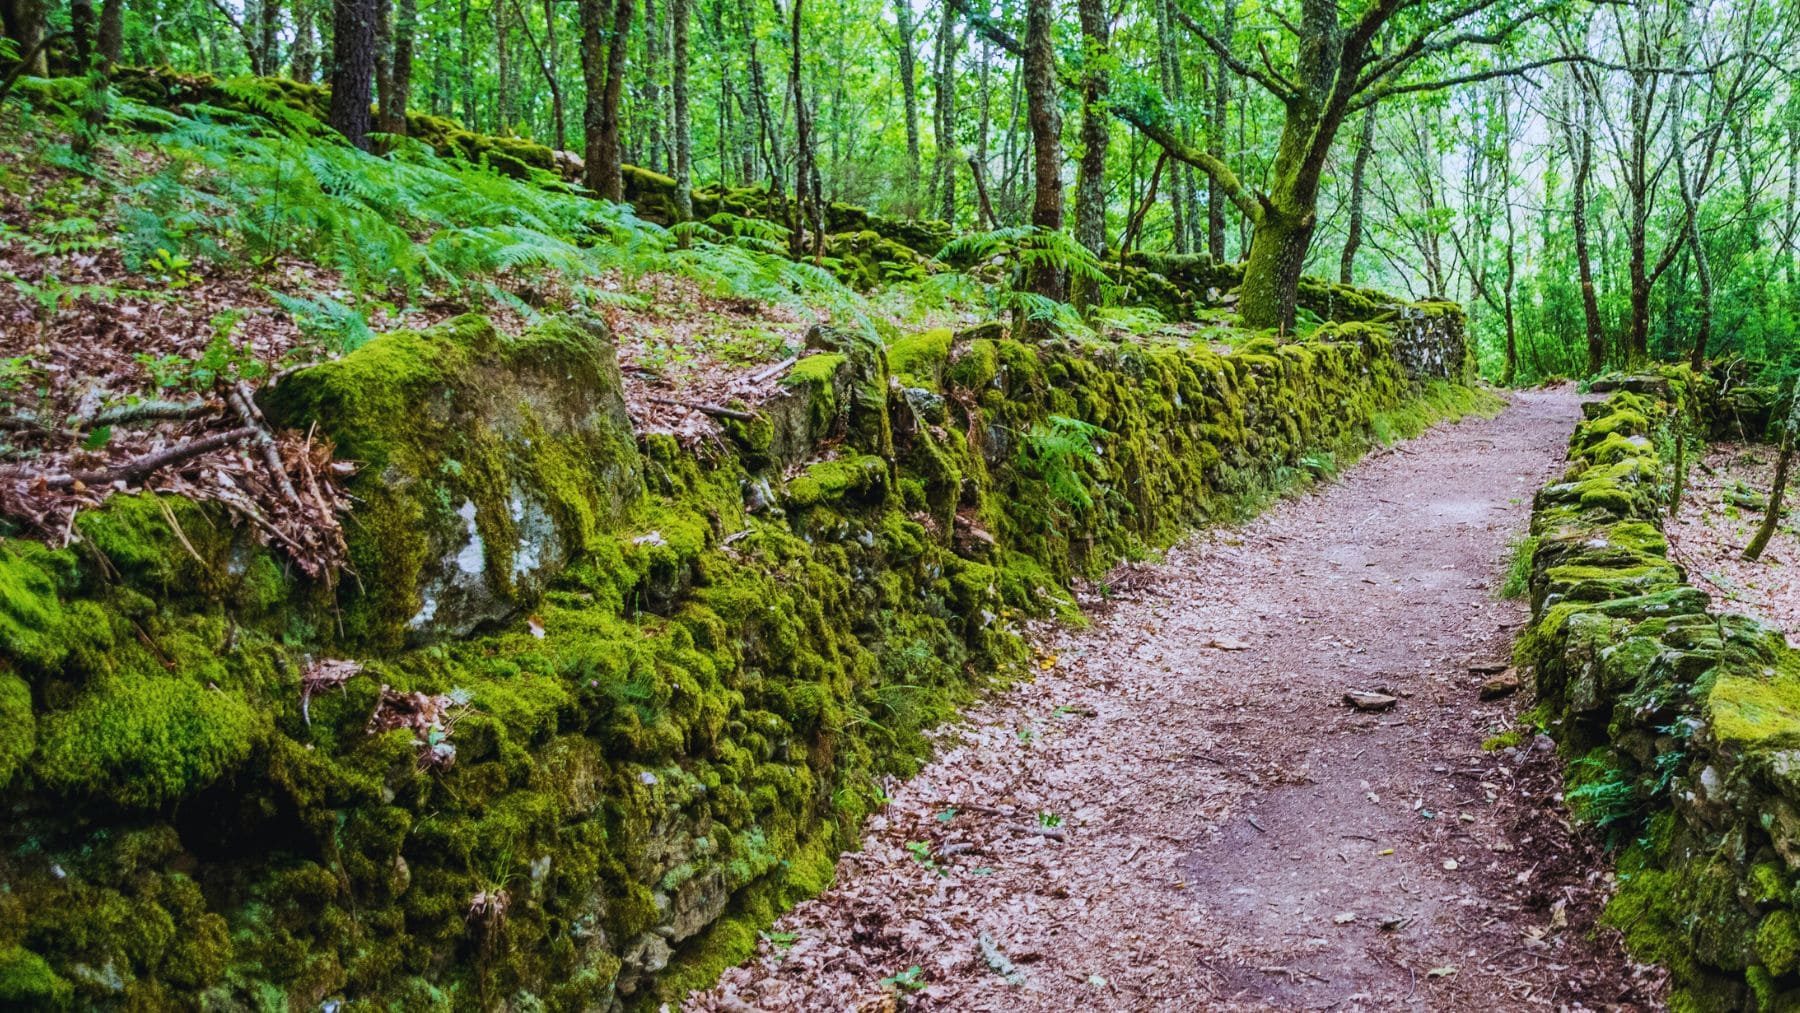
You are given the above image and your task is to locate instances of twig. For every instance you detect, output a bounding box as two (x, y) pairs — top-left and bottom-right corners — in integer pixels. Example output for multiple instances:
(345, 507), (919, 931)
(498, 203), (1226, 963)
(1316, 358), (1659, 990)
(647, 395), (757, 421)
(0, 426), (258, 488)
(749, 355), (798, 383)
(227, 383), (300, 505)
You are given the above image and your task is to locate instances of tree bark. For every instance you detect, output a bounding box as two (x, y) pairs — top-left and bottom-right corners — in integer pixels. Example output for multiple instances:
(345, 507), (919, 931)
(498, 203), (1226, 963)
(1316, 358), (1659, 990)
(933, 3), (960, 224)
(1071, 0), (1108, 310)
(383, 0), (414, 133)
(459, 0), (474, 126)
(291, 0), (317, 80)
(495, 0), (512, 131)
(671, 0), (692, 230)
(541, 0), (566, 151)
(1744, 404), (1795, 562)
(643, 0), (665, 171)
(98, 0), (123, 68)
(1567, 80), (1604, 376)
(328, 0), (378, 149)
(789, 0), (823, 258)
(583, 0), (633, 200)
(1207, 1), (1235, 262)
(895, 0), (921, 198)
(259, 0), (281, 76)
(71, 0), (95, 65)
(1, 0), (48, 75)
(1023, 0), (1063, 304)
(374, 0), (394, 132)
(1154, 0), (1184, 252)
(1338, 105), (1375, 285)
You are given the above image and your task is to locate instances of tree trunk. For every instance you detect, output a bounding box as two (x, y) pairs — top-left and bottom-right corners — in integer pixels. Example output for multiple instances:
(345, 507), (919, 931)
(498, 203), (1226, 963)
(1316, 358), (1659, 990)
(643, 0), (664, 171)
(933, 3), (959, 224)
(98, 0), (123, 68)
(586, 0), (632, 199)
(328, 0), (378, 149)
(260, 0), (281, 76)
(789, 0), (823, 258)
(1570, 84), (1604, 376)
(291, 0), (317, 80)
(1023, 0), (1063, 305)
(495, 0), (512, 131)
(1744, 419), (1795, 562)
(1207, 1), (1235, 262)
(1071, 0), (1108, 310)
(895, 0), (920, 198)
(542, 0), (566, 151)
(1154, 0), (1184, 253)
(1, 0), (48, 75)
(71, 0), (94, 65)
(671, 0), (692, 231)
(459, 0), (474, 126)
(384, 0), (414, 133)
(374, 0), (394, 132)
(1338, 105), (1375, 285)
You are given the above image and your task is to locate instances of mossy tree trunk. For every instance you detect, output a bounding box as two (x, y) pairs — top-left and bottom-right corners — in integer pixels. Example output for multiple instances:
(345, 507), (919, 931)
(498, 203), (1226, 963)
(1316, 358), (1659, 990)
(1023, 0), (1064, 304)
(671, 0), (693, 234)
(1070, 0), (1109, 313)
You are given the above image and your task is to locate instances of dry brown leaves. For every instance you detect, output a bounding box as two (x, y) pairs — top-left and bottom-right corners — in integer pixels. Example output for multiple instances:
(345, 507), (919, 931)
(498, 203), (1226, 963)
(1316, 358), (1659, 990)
(1668, 441), (1800, 644)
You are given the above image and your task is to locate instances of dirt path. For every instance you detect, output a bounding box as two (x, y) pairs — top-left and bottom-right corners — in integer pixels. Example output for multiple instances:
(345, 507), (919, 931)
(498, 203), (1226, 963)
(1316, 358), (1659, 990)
(696, 389), (1663, 1012)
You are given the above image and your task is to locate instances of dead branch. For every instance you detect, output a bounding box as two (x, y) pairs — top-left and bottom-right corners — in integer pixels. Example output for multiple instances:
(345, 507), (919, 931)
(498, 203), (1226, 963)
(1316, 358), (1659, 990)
(0, 426), (259, 489)
(226, 382), (300, 505)
(647, 396), (757, 421)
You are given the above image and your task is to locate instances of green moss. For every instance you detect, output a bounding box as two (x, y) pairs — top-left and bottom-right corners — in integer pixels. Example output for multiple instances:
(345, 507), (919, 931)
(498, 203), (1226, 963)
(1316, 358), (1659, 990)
(0, 673), (33, 790)
(1758, 911), (1800, 977)
(1710, 670), (1800, 747)
(887, 329), (952, 389)
(0, 946), (73, 1007)
(33, 674), (262, 808)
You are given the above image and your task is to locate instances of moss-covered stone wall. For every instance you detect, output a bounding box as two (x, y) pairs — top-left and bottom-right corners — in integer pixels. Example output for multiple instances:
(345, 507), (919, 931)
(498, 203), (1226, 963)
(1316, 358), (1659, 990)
(0, 302), (1482, 1009)
(1518, 376), (1800, 1012)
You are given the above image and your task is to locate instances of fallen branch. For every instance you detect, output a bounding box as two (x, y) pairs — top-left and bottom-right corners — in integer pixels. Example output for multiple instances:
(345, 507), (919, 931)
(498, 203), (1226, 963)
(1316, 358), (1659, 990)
(647, 396), (757, 421)
(749, 355), (798, 384)
(0, 426), (258, 488)
(83, 398), (219, 428)
(227, 382), (300, 506)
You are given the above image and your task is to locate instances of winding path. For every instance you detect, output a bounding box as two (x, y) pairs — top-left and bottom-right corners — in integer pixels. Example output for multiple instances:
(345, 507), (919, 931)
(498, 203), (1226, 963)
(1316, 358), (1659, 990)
(697, 390), (1663, 1012)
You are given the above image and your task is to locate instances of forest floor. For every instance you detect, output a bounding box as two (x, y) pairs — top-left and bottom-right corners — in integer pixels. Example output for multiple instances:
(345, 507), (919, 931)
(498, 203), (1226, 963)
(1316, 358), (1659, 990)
(1666, 441), (1800, 644)
(694, 388), (1666, 1012)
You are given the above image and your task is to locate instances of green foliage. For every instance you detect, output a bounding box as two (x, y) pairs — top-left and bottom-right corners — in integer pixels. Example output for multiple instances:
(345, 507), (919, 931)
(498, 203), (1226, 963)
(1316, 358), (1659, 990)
(1498, 535), (1538, 600)
(1016, 414), (1107, 517)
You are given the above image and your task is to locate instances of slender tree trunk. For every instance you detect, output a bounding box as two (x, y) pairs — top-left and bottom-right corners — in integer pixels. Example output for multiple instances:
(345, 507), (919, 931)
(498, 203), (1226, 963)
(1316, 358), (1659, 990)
(895, 0), (920, 200)
(542, 0), (566, 150)
(582, 0), (633, 199)
(328, 0), (378, 149)
(291, 0), (317, 80)
(741, 2), (782, 194)
(459, 0), (474, 126)
(1071, 0), (1108, 311)
(1338, 105), (1375, 285)
(788, 0), (823, 258)
(1023, 0), (1063, 305)
(1207, 0), (1235, 262)
(495, 0), (512, 131)
(671, 0), (692, 231)
(71, 0), (95, 65)
(1154, 0), (1184, 252)
(1744, 403), (1796, 562)
(933, 4), (959, 224)
(644, 0), (664, 171)
(385, 0), (414, 133)
(260, 0), (281, 75)
(1676, 122), (1714, 370)
(374, 0), (394, 132)
(98, 0), (124, 68)
(1569, 84), (1604, 376)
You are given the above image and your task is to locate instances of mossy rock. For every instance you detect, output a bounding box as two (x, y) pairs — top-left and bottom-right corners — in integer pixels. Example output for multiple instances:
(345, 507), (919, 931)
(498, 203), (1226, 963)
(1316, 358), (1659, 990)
(262, 313), (642, 648)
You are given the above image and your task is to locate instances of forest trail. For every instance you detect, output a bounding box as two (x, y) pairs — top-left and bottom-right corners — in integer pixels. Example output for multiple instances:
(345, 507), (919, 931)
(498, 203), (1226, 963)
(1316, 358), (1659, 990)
(697, 389), (1665, 1012)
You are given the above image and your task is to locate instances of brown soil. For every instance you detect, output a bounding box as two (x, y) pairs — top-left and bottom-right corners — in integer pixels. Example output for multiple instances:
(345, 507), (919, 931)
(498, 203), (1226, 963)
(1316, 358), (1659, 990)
(694, 388), (1665, 1012)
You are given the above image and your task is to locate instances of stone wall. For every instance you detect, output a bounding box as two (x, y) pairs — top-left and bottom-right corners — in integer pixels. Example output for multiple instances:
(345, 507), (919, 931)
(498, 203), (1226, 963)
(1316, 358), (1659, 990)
(1518, 375), (1800, 1012)
(0, 308), (1488, 1009)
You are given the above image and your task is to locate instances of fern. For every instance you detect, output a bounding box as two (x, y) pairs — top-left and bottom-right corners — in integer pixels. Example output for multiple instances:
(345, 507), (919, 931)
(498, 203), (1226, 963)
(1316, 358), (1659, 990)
(1018, 414), (1109, 517)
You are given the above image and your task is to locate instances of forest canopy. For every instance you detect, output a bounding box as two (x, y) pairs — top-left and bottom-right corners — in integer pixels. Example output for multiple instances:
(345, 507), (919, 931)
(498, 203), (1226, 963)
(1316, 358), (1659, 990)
(2, 0), (1798, 383)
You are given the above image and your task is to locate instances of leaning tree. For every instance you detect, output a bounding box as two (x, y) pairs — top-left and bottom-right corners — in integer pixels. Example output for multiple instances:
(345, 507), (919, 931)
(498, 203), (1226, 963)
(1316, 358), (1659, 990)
(1109, 0), (1582, 330)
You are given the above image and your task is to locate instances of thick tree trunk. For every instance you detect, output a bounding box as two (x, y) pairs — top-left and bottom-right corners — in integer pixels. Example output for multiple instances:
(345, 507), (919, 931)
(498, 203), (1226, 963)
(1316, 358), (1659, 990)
(328, 0), (378, 149)
(1338, 105), (1375, 285)
(1239, 209), (1312, 332)
(71, 0), (94, 65)
(0, 0), (48, 75)
(260, 0), (281, 76)
(895, 0), (920, 198)
(1023, 0), (1063, 305)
